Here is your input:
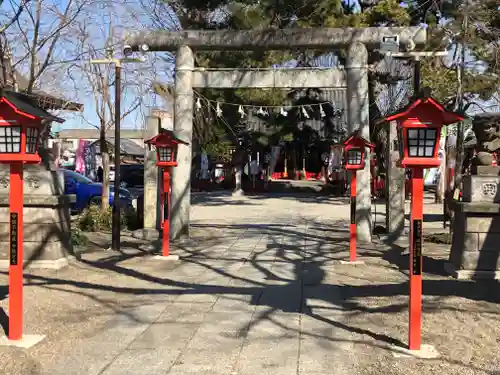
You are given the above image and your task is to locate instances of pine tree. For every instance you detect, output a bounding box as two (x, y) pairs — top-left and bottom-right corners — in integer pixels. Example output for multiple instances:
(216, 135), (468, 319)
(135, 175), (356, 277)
(164, 0), (499, 159)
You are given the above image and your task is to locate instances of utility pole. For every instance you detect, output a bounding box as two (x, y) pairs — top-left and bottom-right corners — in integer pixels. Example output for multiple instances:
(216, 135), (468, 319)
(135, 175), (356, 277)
(413, 57), (421, 97)
(113, 61), (121, 250)
(90, 55), (145, 251)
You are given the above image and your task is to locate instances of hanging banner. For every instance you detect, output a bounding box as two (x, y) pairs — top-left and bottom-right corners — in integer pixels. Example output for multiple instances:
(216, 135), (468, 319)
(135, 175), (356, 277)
(268, 146), (281, 178)
(83, 141), (97, 181)
(74, 139), (86, 174)
(199, 151), (210, 180)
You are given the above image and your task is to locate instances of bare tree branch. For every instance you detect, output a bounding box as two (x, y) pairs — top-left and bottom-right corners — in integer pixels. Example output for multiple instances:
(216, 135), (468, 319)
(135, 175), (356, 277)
(0, 0), (30, 34)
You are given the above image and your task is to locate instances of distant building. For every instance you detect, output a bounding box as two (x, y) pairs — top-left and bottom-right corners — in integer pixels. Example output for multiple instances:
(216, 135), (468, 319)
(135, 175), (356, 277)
(49, 128), (147, 152)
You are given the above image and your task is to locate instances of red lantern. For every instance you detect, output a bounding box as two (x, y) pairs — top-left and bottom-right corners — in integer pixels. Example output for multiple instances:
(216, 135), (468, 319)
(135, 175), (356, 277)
(0, 92), (63, 342)
(385, 96), (463, 169)
(343, 131), (374, 171)
(144, 130), (189, 258)
(342, 131), (374, 264)
(145, 130), (188, 168)
(0, 97), (49, 165)
(384, 95), (464, 352)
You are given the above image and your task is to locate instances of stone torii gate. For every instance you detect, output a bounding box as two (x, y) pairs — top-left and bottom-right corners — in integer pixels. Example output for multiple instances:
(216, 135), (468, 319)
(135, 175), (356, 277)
(126, 27), (426, 242)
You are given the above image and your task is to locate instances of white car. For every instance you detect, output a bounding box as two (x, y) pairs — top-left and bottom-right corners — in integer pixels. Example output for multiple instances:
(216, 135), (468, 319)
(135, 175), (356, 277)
(109, 166), (115, 182)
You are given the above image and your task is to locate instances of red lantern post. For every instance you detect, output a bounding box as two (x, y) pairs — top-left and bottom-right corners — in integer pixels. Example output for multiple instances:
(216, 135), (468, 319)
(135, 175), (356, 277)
(0, 94), (62, 343)
(342, 131), (374, 263)
(145, 130), (189, 257)
(385, 95), (464, 351)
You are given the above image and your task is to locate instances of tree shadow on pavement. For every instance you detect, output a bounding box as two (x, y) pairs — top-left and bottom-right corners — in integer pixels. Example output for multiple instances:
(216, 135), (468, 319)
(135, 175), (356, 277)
(0, 307), (8, 335)
(378, 241), (451, 278)
(8, 216), (500, 375)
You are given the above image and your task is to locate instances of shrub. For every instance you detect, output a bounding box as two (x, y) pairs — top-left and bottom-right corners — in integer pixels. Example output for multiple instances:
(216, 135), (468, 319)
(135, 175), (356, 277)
(78, 204), (139, 232)
(71, 227), (88, 246)
(123, 206), (141, 230)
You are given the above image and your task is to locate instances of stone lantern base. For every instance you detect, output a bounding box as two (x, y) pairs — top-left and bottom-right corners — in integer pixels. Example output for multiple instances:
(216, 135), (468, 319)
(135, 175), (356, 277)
(0, 195), (73, 269)
(0, 195), (74, 269)
(448, 168), (500, 279)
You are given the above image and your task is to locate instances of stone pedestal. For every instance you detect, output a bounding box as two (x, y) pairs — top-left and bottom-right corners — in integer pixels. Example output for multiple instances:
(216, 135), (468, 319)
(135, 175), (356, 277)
(0, 159), (74, 269)
(142, 115), (161, 236)
(448, 166), (500, 279)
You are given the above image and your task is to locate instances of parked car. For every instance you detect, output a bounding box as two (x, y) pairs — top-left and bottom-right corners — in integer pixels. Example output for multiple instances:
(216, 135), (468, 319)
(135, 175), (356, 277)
(105, 164), (144, 188)
(62, 169), (134, 213)
(119, 164), (144, 188)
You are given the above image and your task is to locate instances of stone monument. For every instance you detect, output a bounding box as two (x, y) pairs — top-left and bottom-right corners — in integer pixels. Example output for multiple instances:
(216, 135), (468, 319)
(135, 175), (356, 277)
(447, 113), (500, 279)
(0, 147), (73, 269)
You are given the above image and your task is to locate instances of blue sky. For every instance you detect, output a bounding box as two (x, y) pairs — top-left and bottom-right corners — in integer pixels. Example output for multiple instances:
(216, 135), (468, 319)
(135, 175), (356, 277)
(0, 0), (174, 132)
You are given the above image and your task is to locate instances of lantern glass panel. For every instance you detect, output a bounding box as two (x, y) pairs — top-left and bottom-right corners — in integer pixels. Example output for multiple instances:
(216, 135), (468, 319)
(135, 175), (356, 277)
(347, 149), (362, 165)
(26, 127), (39, 154)
(158, 146), (173, 162)
(0, 126), (21, 153)
(407, 128), (437, 157)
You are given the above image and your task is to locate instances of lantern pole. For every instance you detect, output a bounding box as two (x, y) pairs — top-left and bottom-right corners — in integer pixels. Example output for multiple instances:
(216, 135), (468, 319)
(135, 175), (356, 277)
(9, 162), (23, 340)
(409, 167), (423, 350)
(349, 170), (357, 262)
(162, 168), (171, 256)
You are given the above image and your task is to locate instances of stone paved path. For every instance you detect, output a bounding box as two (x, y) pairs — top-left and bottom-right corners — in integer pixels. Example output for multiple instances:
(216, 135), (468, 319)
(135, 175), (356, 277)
(40, 192), (494, 375)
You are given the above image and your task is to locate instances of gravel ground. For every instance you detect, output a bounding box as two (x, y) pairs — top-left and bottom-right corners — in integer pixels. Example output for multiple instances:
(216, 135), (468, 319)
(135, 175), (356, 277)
(1, 192), (499, 375)
(328, 243), (500, 375)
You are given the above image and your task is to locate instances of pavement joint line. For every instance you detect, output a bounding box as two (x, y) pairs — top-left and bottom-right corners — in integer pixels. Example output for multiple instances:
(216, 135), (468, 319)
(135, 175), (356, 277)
(163, 245), (240, 374)
(97, 299), (177, 375)
(170, 243), (261, 374)
(296, 223), (308, 375)
(101, 242), (248, 375)
(228, 230), (300, 373)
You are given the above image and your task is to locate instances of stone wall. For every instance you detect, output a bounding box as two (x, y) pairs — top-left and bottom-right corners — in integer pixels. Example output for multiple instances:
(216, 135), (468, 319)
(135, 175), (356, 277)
(450, 207), (500, 273)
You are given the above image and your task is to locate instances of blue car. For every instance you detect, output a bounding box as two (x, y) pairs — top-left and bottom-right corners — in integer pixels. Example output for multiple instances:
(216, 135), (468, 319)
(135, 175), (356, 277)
(62, 169), (134, 213)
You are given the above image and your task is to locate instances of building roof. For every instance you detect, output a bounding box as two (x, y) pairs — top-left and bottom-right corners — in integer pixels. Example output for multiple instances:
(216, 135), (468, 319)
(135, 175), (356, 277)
(144, 129), (189, 146)
(57, 128), (146, 139)
(89, 137), (145, 156)
(382, 94), (466, 126)
(2, 91), (64, 122)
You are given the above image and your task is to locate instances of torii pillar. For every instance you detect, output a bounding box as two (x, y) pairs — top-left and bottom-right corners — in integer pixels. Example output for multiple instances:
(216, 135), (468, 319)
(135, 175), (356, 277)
(171, 45), (194, 239)
(346, 42), (372, 242)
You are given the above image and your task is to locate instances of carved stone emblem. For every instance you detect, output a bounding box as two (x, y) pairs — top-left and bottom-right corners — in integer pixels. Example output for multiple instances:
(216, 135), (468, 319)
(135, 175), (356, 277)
(0, 177), (8, 189)
(25, 176), (40, 189)
(482, 182), (497, 197)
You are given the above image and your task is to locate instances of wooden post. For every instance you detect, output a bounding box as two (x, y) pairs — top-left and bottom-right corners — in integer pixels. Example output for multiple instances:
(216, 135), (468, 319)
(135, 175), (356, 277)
(9, 162), (23, 340)
(409, 167), (424, 350)
(349, 171), (357, 262)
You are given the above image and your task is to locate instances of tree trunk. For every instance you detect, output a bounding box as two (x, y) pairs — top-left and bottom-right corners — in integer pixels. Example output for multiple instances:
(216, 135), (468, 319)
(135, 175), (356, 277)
(435, 152), (446, 204)
(100, 124), (110, 211)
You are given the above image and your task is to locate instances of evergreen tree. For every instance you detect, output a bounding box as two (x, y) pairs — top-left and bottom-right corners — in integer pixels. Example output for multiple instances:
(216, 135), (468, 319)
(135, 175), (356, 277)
(162, 0), (499, 159)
